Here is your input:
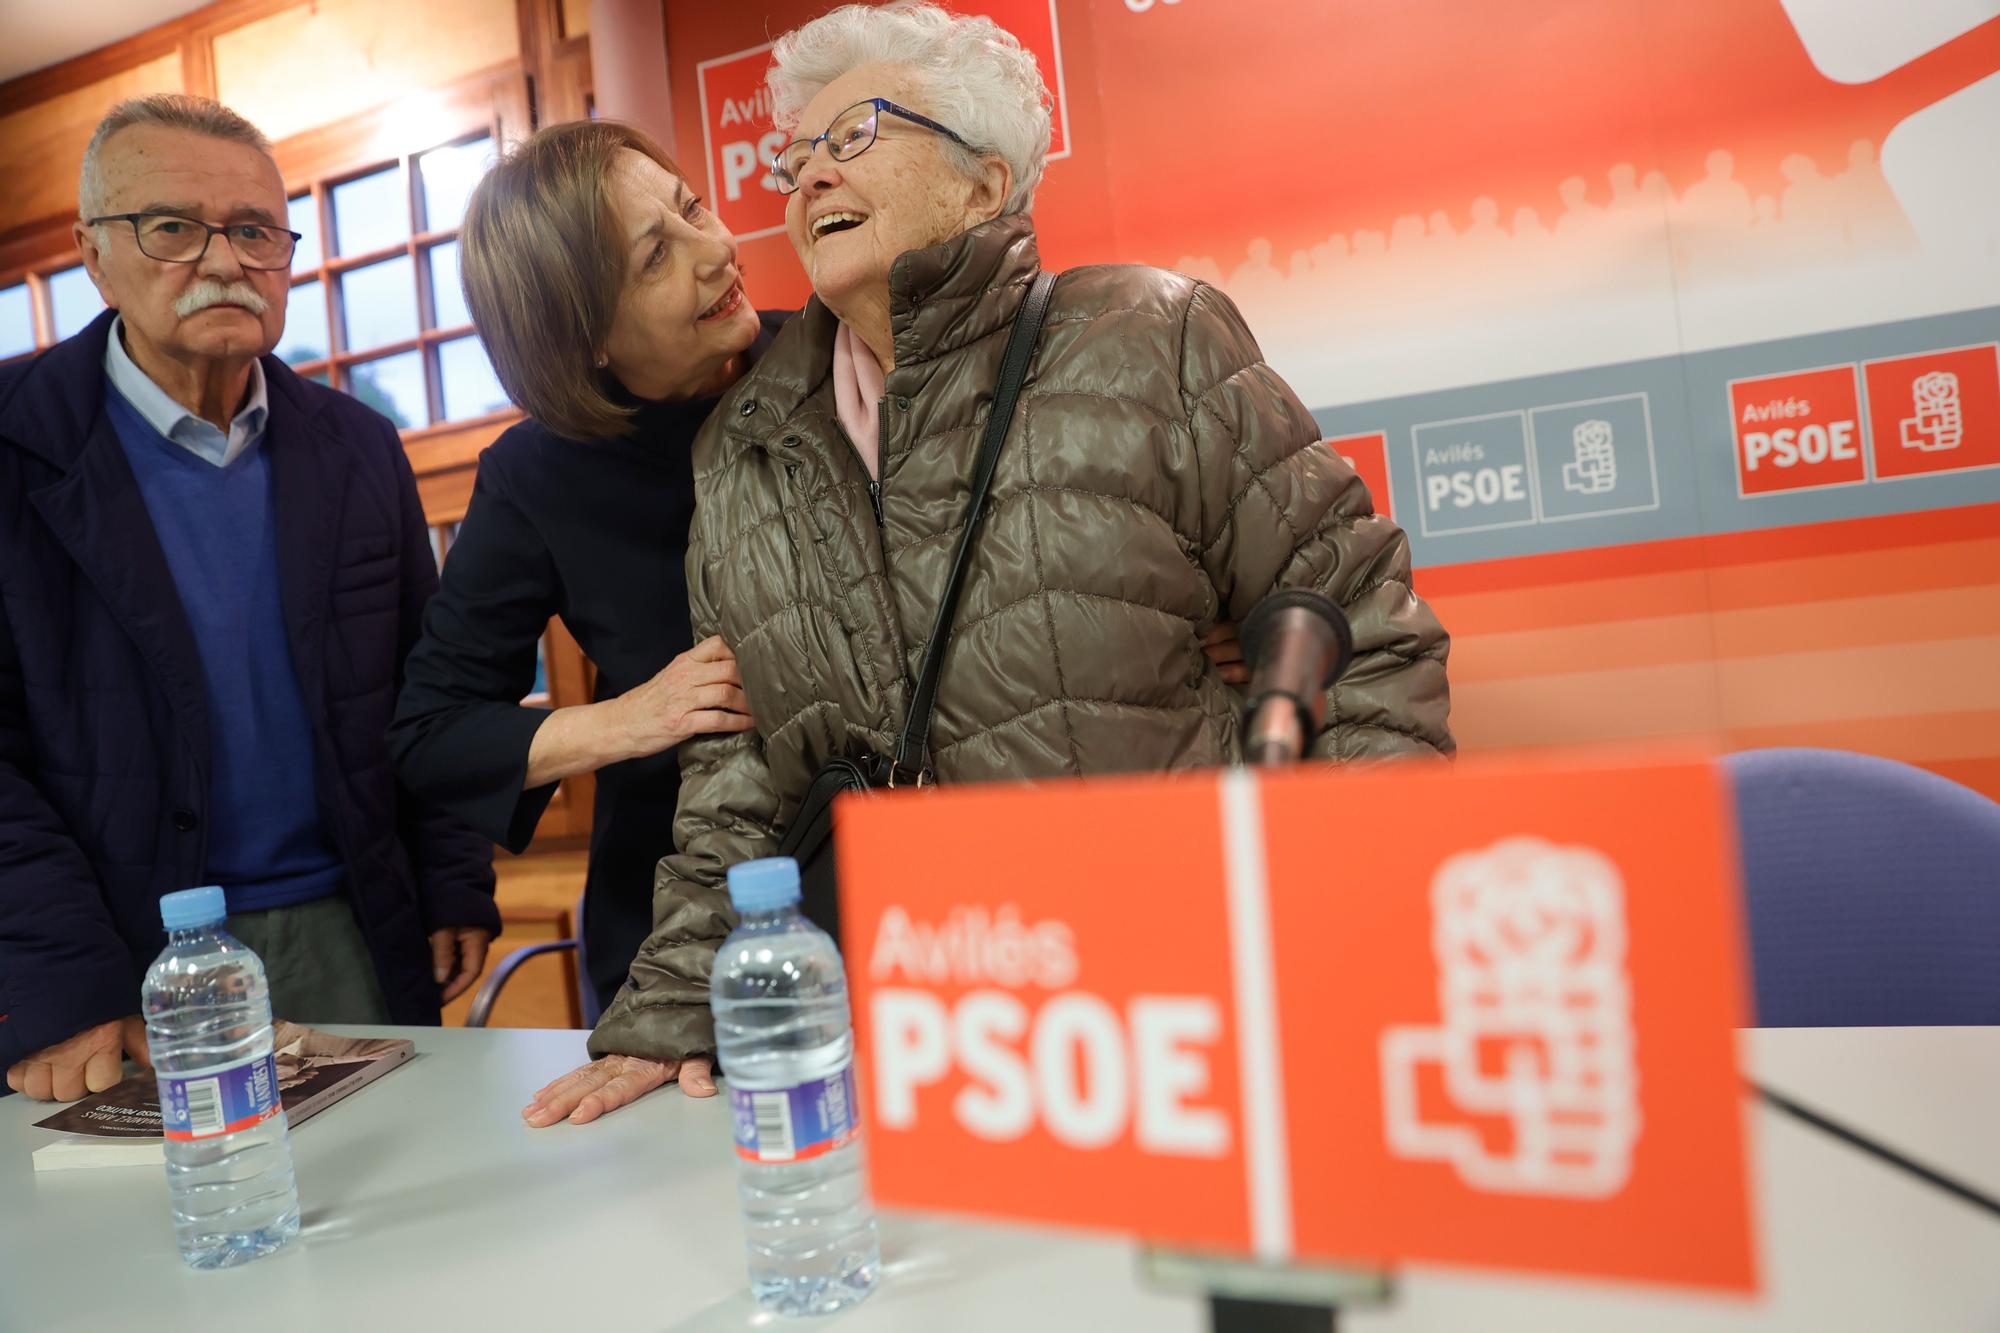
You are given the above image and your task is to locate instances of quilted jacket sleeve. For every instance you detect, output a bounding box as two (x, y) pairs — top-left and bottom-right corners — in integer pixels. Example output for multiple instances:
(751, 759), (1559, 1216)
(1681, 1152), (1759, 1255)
(586, 518), (780, 1063)
(1179, 281), (1454, 760)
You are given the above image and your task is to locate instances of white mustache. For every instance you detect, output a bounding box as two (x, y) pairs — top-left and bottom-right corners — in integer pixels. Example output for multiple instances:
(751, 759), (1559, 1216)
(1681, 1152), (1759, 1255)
(174, 279), (269, 318)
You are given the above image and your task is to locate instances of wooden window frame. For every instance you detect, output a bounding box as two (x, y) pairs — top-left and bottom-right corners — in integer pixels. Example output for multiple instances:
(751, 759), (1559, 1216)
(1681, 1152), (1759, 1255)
(297, 67), (595, 838)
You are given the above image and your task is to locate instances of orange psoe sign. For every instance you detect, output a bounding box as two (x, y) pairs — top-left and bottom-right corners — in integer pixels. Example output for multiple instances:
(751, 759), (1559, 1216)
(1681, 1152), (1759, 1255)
(695, 0), (1071, 243)
(838, 757), (1757, 1292)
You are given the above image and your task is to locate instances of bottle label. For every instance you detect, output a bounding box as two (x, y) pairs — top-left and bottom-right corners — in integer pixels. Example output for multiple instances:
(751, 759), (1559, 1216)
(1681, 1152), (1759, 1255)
(159, 1054), (282, 1142)
(729, 1061), (860, 1164)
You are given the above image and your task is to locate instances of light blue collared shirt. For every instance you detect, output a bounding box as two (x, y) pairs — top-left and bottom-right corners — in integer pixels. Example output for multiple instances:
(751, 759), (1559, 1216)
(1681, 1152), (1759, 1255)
(102, 316), (269, 467)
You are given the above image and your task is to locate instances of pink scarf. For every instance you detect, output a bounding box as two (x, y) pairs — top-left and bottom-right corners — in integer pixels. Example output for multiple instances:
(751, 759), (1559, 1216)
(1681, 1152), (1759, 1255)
(832, 321), (886, 481)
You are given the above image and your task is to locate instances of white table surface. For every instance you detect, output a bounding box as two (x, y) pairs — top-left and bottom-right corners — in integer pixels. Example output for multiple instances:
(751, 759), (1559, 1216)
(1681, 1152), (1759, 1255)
(1745, 1025), (2000, 1199)
(3, 1026), (1995, 1333)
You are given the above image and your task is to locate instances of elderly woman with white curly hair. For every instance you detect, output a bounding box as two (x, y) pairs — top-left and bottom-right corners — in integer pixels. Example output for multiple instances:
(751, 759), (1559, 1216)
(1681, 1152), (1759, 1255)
(522, 0), (1453, 1129)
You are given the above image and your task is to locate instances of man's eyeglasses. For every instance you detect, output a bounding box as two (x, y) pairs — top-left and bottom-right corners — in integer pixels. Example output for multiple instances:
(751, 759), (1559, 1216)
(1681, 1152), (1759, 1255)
(86, 213), (301, 270)
(769, 97), (974, 196)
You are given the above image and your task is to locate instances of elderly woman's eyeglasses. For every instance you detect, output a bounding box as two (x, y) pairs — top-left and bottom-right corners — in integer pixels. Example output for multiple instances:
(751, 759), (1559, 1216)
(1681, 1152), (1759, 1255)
(86, 213), (301, 270)
(769, 98), (973, 196)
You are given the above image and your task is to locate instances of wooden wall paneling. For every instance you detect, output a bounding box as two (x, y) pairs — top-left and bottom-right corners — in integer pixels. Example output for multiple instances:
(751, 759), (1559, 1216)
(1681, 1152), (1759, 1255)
(0, 55), (186, 237)
(544, 614), (594, 710)
(517, 0), (561, 115)
(415, 462), (479, 527)
(0, 219), (76, 298)
(269, 65), (522, 190)
(493, 69), (536, 144)
(539, 616), (598, 839)
(517, 0), (593, 128)
(0, 0), (294, 118)
(403, 412), (515, 483)
(538, 37), (595, 129)
(212, 0), (521, 143)
(537, 782), (577, 839)
(178, 33), (218, 101)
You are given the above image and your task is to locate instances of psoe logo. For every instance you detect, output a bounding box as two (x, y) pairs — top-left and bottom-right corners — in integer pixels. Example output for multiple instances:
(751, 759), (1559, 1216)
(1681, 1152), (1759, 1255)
(1901, 370), (1963, 452)
(1379, 836), (1641, 1198)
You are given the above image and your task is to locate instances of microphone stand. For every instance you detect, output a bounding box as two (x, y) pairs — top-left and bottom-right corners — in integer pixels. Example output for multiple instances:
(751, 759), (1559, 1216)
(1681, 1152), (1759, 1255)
(1138, 592), (1392, 1329)
(1140, 1248), (1390, 1333)
(1188, 717), (1397, 1333)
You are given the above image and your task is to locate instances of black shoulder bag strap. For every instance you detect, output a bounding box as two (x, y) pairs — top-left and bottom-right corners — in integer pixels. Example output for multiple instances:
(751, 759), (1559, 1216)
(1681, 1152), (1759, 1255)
(888, 268), (1059, 786)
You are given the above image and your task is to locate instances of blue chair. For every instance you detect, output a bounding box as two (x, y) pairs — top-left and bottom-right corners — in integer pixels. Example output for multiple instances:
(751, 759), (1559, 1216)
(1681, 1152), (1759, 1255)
(1723, 748), (2000, 1027)
(466, 890), (600, 1030)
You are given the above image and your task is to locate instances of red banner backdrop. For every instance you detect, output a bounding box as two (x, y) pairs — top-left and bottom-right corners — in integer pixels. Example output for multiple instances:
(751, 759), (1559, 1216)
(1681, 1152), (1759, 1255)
(661, 1), (2000, 801)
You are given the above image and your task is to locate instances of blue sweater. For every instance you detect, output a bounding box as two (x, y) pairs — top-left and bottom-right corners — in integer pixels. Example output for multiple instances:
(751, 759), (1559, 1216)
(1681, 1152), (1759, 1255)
(106, 388), (345, 912)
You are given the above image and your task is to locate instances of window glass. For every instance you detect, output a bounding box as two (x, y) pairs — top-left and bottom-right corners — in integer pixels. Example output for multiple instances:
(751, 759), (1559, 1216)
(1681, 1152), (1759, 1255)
(289, 193), (322, 270)
(279, 280), (326, 364)
(430, 520), (464, 570)
(439, 335), (510, 420)
(340, 255), (419, 350)
(418, 135), (493, 233)
(49, 266), (104, 340)
(347, 351), (428, 429)
(331, 166), (409, 256)
(428, 241), (470, 329)
(0, 283), (33, 359)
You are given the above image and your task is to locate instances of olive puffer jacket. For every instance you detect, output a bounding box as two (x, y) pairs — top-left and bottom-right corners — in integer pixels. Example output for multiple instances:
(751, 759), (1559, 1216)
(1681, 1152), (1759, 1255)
(588, 214), (1452, 1062)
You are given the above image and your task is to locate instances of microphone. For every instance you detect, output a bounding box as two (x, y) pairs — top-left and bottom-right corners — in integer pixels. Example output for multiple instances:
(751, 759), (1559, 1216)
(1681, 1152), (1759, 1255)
(1238, 589), (1354, 767)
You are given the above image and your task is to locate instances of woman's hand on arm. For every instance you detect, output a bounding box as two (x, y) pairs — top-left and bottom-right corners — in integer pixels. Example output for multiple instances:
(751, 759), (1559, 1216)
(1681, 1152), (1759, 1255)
(526, 538), (772, 1129)
(522, 1052), (716, 1127)
(521, 635), (755, 789)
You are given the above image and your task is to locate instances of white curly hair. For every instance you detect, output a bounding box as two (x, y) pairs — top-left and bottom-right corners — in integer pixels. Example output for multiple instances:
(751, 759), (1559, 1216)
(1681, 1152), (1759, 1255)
(766, 2), (1053, 215)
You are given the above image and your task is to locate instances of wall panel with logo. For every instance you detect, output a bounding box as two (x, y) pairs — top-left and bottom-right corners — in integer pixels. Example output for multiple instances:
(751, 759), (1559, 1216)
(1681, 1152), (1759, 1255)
(666, 0), (2000, 798)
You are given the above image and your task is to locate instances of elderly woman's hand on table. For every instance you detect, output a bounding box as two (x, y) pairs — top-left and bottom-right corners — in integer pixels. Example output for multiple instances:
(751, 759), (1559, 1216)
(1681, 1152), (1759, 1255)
(522, 1052), (715, 1126)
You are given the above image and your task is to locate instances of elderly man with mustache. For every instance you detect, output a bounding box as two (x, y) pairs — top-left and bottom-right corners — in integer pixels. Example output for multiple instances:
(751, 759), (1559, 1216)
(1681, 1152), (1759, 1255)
(0, 95), (495, 1103)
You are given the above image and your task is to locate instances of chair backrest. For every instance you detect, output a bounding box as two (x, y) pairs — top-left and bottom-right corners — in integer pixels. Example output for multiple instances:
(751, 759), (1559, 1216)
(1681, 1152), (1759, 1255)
(1723, 748), (2000, 1027)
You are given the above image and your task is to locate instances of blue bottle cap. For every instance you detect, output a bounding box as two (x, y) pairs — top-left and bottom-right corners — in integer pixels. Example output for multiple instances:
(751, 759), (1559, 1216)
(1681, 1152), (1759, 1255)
(727, 857), (802, 914)
(160, 886), (228, 931)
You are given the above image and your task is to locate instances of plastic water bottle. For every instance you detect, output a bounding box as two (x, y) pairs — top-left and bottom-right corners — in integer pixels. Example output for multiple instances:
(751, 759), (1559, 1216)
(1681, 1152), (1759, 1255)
(711, 857), (881, 1315)
(143, 886), (300, 1270)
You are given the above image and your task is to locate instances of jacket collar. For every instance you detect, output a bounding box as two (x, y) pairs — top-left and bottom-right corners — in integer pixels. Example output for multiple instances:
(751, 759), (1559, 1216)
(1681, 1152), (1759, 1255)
(0, 308), (122, 468)
(0, 308), (325, 469)
(888, 212), (1041, 370)
(103, 314), (270, 466)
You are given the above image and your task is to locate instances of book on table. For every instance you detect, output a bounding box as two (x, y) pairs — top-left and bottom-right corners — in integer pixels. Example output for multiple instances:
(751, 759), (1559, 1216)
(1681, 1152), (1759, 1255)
(29, 1023), (413, 1172)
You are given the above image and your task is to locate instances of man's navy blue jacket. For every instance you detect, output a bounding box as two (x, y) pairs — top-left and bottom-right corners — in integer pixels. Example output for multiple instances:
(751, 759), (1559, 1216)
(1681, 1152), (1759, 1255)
(0, 311), (496, 1067)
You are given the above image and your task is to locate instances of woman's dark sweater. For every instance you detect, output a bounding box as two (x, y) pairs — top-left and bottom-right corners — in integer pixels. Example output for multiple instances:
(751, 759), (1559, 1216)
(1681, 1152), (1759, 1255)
(390, 311), (788, 1010)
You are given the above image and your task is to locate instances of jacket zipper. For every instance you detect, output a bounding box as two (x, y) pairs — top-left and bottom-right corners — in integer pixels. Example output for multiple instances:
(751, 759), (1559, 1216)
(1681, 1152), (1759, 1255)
(870, 394), (914, 716)
(870, 395), (894, 527)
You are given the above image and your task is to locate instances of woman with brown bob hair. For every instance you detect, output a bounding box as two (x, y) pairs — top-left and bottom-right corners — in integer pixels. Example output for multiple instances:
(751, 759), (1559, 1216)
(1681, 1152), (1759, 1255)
(389, 121), (785, 1038)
